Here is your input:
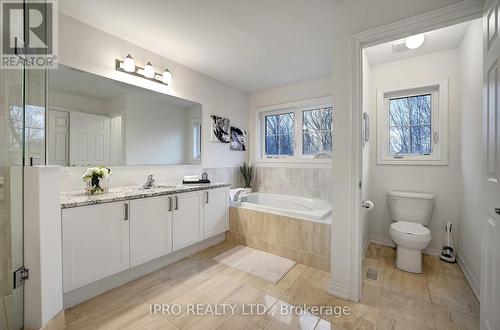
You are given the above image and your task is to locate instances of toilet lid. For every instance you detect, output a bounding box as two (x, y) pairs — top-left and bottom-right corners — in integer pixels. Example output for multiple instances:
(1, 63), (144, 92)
(391, 221), (430, 235)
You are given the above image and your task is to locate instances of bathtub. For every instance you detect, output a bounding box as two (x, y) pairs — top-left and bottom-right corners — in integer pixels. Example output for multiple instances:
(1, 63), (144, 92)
(238, 192), (331, 223)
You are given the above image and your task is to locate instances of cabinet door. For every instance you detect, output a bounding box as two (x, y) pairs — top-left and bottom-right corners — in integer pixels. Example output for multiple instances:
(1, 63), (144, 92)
(172, 191), (203, 251)
(130, 196), (173, 267)
(62, 202), (129, 292)
(203, 187), (229, 238)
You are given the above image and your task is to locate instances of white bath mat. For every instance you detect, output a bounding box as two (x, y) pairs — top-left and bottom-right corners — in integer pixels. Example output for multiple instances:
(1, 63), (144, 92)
(213, 245), (296, 284)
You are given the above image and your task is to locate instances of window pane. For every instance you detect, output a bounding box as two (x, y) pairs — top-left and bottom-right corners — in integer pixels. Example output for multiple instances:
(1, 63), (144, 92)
(265, 113), (294, 156)
(302, 107), (333, 156)
(388, 94), (432, 155)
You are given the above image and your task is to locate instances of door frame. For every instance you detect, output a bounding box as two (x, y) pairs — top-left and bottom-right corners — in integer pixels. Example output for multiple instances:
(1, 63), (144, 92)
(343, 0), (482, 302)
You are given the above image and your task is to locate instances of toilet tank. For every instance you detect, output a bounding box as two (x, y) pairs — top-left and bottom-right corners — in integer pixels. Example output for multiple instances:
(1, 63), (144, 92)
(387, 191), (435, 226)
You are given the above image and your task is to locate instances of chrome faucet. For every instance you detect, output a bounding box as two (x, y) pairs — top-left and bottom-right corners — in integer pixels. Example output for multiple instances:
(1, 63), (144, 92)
(142, 175), (156, 189)
(233, 188), (246, 201)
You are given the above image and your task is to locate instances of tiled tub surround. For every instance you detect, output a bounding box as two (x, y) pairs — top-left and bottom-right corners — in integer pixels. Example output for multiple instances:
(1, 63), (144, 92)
(254, 166), (332, 200)
(61, 182), (231, 208)
(226, 207), (331, 271)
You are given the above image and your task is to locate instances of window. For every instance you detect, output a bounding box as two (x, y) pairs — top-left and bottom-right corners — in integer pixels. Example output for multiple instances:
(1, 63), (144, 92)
(302, 107), (333, 157)
(258, 99), (333, 162)
(192, 119), (201, 160)
(377, 82), (448, 165)
(265, 112), (294, 156)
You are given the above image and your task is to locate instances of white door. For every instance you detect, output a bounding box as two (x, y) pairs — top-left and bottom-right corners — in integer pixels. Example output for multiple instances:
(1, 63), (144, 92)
(130, 196), (173, 267)
(69, 111), (111, 166)
(203, 187), (229, 238)
(62, 201), (130, 292)
(172, 191), (203, 251)
(481, 1), (500, 329)
(47, 109), (69, 166)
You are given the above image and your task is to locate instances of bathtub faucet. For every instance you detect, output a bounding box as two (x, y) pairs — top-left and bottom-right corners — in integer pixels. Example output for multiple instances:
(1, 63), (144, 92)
(232, 188), (246, 201)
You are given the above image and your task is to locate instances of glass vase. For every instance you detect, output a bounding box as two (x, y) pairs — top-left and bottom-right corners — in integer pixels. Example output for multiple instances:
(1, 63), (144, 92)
(85, 176), (110, 195)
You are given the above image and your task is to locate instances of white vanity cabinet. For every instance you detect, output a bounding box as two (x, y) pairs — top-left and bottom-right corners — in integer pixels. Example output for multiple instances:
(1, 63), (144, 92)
(203, 187), (229, 238)
(172, 191), (204, 251)
(62, 201), (130, 292)
(61, 185), (230, 293)
(129, 196), (173, 267)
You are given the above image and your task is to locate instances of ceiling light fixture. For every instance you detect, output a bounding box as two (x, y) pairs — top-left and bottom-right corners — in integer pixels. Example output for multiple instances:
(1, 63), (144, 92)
(405, 34), (425, 49)
(115, 55), (171, 86)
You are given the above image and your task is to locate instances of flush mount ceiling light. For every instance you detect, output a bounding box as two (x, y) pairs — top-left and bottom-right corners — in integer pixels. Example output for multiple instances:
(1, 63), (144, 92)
(115, 55), (171, 86)
(405, 34), (425, 49)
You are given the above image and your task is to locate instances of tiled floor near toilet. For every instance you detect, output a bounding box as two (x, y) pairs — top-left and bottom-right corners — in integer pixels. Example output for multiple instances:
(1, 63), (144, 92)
(64, 242), (479, 329)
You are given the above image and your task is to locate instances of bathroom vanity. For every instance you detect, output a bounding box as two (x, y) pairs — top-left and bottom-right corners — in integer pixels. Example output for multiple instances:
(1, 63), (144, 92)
(60, 183), (230, 293)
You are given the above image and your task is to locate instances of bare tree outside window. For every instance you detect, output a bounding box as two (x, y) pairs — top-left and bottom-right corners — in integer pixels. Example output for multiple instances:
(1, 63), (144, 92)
(388, 94), (432, 155)
(302, 107), (333, 157)
(265, 112), (294, 156)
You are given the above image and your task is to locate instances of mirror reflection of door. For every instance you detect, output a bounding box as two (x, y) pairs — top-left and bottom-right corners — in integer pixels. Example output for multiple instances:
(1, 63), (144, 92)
(47, 65), (202, 167)
(48, 109), (69, 166)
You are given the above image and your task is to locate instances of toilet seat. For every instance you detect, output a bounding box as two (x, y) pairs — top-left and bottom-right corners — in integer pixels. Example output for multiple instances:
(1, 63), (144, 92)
(390, 221), (430, 236)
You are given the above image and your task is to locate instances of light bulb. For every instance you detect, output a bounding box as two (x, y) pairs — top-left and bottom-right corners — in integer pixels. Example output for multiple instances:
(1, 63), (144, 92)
(162, 69), (172, 85)
(123, 54), (135, 72)
(144, 62), (155, 78)
(405, 34), (425, 49)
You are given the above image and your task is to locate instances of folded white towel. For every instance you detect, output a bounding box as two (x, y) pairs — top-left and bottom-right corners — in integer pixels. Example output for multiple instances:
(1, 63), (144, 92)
(229, 188), (246, 201)
(183, 175), (200, 181)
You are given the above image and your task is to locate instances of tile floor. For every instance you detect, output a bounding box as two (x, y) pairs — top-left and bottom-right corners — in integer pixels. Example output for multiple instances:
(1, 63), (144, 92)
(64, 242), (479, 329)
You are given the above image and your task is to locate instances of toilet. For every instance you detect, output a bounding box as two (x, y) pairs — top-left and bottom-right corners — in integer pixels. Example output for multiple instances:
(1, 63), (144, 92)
(388, 190), (435, 273)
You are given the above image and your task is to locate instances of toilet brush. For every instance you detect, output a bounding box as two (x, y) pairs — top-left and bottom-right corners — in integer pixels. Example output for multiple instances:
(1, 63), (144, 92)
(440, 222), (456, 263)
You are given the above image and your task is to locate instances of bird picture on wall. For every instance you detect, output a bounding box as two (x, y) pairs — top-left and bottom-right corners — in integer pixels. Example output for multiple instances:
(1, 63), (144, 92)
(230, 126), (247, 151)
(210, 115), (230, 143)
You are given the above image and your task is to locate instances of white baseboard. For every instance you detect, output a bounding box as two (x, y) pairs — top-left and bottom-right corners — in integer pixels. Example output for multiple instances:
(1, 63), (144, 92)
(63, 234), (225, 308)
(369, 234), (394, 247)
(368, 234), (441, 256)
(456, 253), (480, 300)
(362, 235), (370, 256)
(327, 280), (351, 300)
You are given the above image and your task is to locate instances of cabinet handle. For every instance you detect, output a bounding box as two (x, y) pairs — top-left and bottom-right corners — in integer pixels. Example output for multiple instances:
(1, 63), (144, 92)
(174, 196), (178, 210)
(205, 191), (209, 204)
(124, 203), (129, 221)
(168, 197), (172, 211)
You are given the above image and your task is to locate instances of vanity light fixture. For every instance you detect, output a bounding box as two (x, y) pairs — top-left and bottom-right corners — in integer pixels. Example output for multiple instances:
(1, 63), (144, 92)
(143, 62), (155, 78)
(115, 55), (171, 85)
(122, 54), (135, 72)
(162, 69), (172, 85)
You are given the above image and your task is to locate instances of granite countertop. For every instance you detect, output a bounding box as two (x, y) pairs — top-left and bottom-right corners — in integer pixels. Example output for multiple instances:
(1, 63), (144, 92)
(60, 182), (232, 209)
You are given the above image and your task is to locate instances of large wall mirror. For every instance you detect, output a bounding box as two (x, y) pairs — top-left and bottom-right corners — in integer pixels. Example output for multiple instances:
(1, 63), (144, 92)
(47, 65), (202, 166)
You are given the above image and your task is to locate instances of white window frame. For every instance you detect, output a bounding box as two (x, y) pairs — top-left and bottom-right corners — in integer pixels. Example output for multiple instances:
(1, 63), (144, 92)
(376, 81), (448, 165)
(255, 96), (333, 166)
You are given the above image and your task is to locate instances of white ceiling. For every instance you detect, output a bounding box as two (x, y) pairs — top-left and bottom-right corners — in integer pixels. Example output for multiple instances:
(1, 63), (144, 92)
(58, 0), (335, 92)
(365, 21), (471, 66)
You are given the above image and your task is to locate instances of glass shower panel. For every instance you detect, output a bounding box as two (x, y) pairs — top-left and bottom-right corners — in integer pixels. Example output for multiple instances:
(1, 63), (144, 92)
(25, 69), (46, 165)
(0, 67), (25, 330)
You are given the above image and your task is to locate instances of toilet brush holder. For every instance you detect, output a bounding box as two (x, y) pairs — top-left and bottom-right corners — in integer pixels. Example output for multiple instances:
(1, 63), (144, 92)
(440, 222), (456, 263)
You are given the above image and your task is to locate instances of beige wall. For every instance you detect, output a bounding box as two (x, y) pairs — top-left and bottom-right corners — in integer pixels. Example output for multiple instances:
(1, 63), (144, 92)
(366, 49), (462, 252)
(457, 19), (483, 289)
(57, 13), (249, 188)
(248, 76), (332, 199)
(330, 0), (474, 295)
